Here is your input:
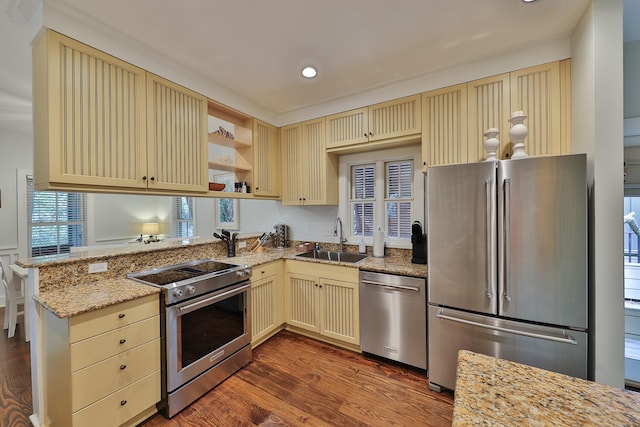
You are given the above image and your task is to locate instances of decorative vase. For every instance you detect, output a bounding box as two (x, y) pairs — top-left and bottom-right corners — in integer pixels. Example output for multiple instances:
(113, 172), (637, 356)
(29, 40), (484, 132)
(509, 111), (528, 159)
(483, 128), (500, 161)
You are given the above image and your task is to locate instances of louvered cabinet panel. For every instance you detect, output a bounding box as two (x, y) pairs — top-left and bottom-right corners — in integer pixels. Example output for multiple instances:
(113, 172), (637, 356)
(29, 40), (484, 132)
(281, 124), (303, 204)
(303, 118), (327, 204)
(286, 273), (320, 333)
(422, 84), (468, 168)
(251, 274), (278, 346)
(326, 108), (368, 148)
(146, 73), (208, 192)
(34, 30), (147, 190)
(319, 278), (359, 345)
(253, 119), (280, 197)
(467, 73), (511, 162)
(369, 94), (421, 141)
(510, 61), (562, 156)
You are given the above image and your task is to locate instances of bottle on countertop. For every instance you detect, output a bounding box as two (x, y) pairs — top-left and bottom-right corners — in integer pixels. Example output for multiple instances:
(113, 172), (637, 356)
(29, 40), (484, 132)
(359, 237), (366, 254)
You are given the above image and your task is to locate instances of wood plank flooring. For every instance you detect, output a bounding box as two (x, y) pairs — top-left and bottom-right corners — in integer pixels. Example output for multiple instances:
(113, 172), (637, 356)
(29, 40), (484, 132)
(142, 330), (454, 426)
(0, 308), (32, 427)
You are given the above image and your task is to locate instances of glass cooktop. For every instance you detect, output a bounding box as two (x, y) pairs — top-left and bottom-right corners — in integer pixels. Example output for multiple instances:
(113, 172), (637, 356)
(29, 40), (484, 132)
(131, 260), (239, 286)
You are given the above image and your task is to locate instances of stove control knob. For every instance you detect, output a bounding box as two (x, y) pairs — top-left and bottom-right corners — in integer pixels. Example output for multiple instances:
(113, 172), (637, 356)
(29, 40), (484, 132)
(244, 268), (252, 276)
(236, 270), (246, 279)
(186, 285), (196, 295)
(173, 288), (184, 298)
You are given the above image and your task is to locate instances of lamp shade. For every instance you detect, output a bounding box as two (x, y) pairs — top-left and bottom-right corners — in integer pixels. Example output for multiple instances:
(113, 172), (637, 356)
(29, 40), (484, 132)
(142, 222), (160, 235)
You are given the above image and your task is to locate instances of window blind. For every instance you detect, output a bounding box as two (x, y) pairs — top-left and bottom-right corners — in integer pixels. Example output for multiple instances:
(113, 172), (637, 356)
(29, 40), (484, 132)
(351, 165), (375, 236)
(27, 175), (87, 256)
(386, 161), (413, 239)
(173, 196), (194, 238)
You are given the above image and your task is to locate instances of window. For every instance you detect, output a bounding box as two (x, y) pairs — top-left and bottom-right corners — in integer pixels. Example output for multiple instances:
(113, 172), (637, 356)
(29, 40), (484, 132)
(340, 146), (423, 247)
(173, 196), (194, 238)
(27, 176), (87, 257)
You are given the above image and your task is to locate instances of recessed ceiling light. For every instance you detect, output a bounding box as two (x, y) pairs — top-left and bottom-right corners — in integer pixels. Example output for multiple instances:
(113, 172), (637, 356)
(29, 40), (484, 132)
(522, 0), (537, 3)
(301, 66), (317, 78)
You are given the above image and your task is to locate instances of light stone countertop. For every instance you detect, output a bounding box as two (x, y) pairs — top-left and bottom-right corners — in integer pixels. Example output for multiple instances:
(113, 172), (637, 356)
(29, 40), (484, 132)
(31, 243), (426, 318)
(453, 350), (640, 426)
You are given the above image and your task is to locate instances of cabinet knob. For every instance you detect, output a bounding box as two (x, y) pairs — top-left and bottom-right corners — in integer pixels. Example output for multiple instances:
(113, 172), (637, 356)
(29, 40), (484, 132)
(150, 176), (155, 182)
(142, 176), (147, 181)
(118, 313), (125, 319)
(120, 400), (127, 406)
(315, 283), (319, 287)
(369, 132), (373, 137)
(363, 133), (367, 137)
(119, 339), (126, 344)
(120, 364), (127, 370)
(255, 187), (259, 190)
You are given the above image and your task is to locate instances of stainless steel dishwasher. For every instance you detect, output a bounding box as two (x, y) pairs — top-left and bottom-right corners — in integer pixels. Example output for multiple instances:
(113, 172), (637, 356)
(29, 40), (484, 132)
(359, 270), (427, 370)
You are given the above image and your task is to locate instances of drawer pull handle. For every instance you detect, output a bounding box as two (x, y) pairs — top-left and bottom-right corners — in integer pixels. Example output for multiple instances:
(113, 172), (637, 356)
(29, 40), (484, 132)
(120, 400), (127, 406)
(119, 339), (126, 344)
(118, 313), (125, 319)
(120, 364), (127, 370)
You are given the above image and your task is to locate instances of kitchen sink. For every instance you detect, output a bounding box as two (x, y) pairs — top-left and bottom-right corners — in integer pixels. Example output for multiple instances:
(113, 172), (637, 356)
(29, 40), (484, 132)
(296, 250), (368, 264)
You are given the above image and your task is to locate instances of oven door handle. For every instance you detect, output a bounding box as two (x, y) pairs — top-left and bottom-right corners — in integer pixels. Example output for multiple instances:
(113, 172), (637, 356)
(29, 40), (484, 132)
(178, 282), (251, 314)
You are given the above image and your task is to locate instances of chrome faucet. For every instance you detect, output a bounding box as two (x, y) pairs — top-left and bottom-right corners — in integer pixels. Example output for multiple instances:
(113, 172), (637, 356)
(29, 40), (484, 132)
(334, 217), (347, 253)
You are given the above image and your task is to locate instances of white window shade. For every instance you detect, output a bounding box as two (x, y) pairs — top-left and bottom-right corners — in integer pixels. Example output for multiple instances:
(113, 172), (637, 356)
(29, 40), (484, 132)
(351, 165), (375, 237)
(386, 161), (413, 239)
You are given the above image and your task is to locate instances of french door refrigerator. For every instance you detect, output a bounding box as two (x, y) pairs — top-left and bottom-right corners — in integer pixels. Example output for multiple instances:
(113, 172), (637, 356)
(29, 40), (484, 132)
(426, 154), (588, 392)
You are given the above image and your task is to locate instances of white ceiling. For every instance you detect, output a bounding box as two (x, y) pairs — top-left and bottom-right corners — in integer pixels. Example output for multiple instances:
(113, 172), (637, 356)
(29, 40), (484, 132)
(1, 0), (638, 133)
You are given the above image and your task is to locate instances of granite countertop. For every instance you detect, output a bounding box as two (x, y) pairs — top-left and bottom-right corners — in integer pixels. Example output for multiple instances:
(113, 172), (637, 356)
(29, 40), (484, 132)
(34, 278), (161, 318)
(33, 245), (426, 318)
(453, 350), (640, 426)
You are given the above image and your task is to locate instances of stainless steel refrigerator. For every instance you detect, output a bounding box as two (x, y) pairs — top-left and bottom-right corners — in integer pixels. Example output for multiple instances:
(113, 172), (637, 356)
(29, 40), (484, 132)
(426, 154), (588, 392)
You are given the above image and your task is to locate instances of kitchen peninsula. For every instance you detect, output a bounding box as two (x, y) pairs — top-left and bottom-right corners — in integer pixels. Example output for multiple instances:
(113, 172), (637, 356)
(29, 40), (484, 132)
(453, 350), (640, 426)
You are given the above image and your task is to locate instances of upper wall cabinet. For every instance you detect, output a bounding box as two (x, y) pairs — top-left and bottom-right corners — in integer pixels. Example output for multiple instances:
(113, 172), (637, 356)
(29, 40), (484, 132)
(423, 60), (570, 168)
(326, 94), (421, 152)
(281, 118), (338, 205)
(252, 119), (280, 197)
(33, 30), (208, 194)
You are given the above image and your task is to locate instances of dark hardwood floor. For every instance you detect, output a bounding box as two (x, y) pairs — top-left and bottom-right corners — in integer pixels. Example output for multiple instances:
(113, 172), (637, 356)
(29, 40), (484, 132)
(0, 309), (454, 426)
(0, 308), (32, 427)
(142, 331), (454, 426)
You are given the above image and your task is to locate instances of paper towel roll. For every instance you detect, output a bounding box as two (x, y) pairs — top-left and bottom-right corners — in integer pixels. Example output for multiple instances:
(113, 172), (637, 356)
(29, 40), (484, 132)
(373, 230), (385, 257)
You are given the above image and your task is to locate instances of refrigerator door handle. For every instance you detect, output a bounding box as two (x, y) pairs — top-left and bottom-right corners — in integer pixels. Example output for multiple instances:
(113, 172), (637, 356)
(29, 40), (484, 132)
(435, 309), (578, 345)
(485, 179), (494, 299)
(503, 178), (512, 302)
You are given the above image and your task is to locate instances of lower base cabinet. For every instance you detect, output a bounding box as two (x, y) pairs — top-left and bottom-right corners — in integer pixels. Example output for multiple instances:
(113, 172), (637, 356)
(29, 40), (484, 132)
(43, 294), (161, 427)
(250, 261), (284, 347)
(285, 260), (360, 347)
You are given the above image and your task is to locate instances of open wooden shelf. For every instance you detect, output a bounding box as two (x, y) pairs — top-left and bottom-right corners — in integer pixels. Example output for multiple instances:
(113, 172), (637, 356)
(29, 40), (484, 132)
(208, 133), (252, 148)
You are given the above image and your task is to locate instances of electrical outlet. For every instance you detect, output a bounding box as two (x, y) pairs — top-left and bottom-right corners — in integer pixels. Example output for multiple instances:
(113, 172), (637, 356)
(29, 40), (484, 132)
(304, 225), (310, 234)
(88, 262), (108, 273)
(238, 241), (247, 249)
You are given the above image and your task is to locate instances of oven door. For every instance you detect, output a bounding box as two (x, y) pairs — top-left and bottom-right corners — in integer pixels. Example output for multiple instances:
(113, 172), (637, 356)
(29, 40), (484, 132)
(166, 281), (251, 392)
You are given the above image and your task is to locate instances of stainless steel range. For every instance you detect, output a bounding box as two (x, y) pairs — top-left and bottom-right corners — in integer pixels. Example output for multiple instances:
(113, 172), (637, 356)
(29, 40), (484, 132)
(128, 259), (252, 418)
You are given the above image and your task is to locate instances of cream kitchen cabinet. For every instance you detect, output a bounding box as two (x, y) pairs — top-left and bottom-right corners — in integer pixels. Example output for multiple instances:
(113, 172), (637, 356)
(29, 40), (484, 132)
(250, 260), (284, 346)
(42, 294), (161, 427)
(326, 94), (422, 152)
(423, 60), (570, 168)
(252, 119), (281, 197)
(284, 260), (360, 348)
(281, 118), (339, 205)
(33, 29), (208, 194)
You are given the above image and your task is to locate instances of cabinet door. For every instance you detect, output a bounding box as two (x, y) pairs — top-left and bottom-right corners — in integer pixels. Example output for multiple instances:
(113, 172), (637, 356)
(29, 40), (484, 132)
(146, 73), (208, 192)
(251, 274), (278, 346)
(325, 107), (369, 148)
(467, 73), (511, 163)
(319, 278), (359, 346)
(302, 117), (332, 205)
(286, 272), (320, 333)
(422, 84), (468, 168)
(33, 30), (148, 190)
(253, 120), (280, 197)
(281, 123), (303, 205)
(369, 94), (421, 142)
(510, 61), (562, 156)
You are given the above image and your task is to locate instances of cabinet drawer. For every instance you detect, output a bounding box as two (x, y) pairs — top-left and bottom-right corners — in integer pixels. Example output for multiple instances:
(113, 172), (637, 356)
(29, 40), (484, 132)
(71, 338), (160, 412)
(72, 370), (160, 427)
(251, 261), (279, 282)
(70, 316), (159, 372)
(69, 295), (158, 343)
